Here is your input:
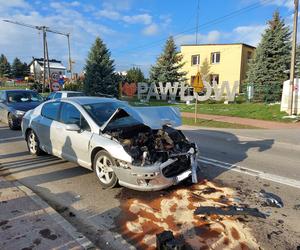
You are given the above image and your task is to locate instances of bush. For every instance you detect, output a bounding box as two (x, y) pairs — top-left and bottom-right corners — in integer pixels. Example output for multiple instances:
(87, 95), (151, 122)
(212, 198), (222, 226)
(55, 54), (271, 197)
(235, 94), (246, 104)
(30, 82), (49, 93)
(63, 81), (83, 91)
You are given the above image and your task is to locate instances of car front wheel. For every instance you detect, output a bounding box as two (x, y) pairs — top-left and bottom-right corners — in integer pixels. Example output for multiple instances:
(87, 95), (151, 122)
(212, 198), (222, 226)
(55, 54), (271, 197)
(94, 150), (118, 189)
(26, 130), (43, 156)
(8, 113), (19, 130)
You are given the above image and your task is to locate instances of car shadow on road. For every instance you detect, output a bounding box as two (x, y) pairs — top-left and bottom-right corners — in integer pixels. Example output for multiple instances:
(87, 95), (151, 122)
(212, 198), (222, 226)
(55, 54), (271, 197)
(182, 129), (274, 180)
(0, 151), (30, 159)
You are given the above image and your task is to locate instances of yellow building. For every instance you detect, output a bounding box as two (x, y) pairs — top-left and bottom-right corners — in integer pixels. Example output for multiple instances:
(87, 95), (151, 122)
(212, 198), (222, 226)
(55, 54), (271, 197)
(180, 43), (255, 91)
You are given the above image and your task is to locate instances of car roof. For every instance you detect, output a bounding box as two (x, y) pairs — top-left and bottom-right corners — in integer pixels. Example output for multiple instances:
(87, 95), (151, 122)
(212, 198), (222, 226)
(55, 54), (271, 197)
(63, 96), (122, 105)
(4, 89), (36, 93)
(55, 91), (83, 93)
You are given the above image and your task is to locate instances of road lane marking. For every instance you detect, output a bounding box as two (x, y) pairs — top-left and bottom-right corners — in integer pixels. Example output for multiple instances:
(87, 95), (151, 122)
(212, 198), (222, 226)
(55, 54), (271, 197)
(0, 136), (23, 142)
(198, 156), (300, 189)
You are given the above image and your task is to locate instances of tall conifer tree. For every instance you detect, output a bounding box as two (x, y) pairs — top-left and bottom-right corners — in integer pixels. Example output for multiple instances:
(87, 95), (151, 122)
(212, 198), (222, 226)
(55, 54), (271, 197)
(84, 37), (117, 96)
(150, 36), (186, 83)
(246, 11), (291, 102)
(0, 54), (11, 77)
(11, 57), (24, 78)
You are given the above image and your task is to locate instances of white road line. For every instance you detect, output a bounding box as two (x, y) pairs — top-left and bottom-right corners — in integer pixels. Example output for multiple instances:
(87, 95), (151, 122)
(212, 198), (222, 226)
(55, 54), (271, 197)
(0, 136), (23, 142)
(198, 156), (300, 189)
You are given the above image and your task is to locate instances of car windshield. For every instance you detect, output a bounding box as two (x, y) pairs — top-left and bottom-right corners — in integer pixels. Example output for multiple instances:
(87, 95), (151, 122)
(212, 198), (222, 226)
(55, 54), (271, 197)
(83, 102), (140, 128)
(68, 92), (84, 97)
(7, 91), (43, 103)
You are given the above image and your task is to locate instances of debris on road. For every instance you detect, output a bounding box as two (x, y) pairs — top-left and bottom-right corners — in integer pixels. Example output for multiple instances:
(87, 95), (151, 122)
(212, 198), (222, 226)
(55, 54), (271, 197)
(267, 230), (283, 240)
(194, 206), (268, 218)
(259, 189), (284, 208)
(294, 204), (300, 210)
(69, 211), (76, 217)
(156, 230), (185, 250)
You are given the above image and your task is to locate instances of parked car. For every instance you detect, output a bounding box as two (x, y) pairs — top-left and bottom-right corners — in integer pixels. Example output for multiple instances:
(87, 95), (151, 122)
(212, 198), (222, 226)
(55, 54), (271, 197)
(46, 91), (85, 100)
(22, 97), (198, 191)
(0, 89), (44, 129)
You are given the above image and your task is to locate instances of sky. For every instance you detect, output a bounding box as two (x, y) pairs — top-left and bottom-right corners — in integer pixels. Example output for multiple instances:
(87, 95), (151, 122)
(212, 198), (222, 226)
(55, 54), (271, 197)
(0, 0), (296, 76)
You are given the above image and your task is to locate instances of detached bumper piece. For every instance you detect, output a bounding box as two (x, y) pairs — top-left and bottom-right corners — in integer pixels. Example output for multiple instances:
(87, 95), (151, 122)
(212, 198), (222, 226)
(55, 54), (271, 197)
(156, 231), (185, 250)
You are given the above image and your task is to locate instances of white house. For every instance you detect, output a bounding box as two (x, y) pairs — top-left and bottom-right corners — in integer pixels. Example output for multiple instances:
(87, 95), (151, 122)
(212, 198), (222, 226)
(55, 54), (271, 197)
(29, 58), (66, 82)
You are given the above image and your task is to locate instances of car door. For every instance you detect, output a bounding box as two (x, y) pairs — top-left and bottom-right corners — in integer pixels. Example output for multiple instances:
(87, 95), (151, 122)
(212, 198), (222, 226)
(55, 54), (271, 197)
(0, 91), (8, 122)
(36, 101), (62, 155)
(58, 102), (93, 167)
(0, 91), (5, 121)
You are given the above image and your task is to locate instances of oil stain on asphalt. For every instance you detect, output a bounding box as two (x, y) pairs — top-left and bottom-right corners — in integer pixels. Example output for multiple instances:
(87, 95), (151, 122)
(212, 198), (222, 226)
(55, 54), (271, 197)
(115, 180), (261, 249)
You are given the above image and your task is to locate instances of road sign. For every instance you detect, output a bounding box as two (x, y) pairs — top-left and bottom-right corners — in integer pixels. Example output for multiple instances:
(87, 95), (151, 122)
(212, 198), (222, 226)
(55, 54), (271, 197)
(193, 72), (204, 92)
(51, 82), (60, 92)
(51, 72), (60, 82)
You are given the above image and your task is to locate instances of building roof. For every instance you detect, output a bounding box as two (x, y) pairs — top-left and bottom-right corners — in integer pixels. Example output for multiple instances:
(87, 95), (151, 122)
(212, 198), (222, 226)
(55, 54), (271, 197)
(29, 58), (66, 70)
(180, 43), (256, 49)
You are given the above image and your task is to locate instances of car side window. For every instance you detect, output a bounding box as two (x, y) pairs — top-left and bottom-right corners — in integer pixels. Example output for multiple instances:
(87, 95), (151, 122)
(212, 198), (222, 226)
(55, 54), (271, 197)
(54, 93), (62, 99)
(0, 91), (6, 101)
(60, 103), (90, 131)
(41, 102), (60, 120)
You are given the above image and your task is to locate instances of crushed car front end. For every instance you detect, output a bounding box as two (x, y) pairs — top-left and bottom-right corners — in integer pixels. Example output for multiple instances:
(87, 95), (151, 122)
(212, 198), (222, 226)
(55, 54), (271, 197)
(82, 99), (199, 191)
(113, 147), (197, 191)
(102, 110), (198, 191)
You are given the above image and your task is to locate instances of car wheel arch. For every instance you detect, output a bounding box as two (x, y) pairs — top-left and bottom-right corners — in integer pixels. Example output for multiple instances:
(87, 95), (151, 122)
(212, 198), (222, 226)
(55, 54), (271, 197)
(91, 146), (105, 170)
(25, 128), (33, 139)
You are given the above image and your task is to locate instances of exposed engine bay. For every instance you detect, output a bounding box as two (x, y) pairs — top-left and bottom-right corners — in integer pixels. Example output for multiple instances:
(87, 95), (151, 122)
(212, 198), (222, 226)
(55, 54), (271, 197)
(106, 124), (196, 166)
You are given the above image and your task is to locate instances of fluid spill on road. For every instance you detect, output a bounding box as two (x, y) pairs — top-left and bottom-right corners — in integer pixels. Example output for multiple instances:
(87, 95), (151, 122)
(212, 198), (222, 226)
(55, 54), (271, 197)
(115, 180), (260, 249)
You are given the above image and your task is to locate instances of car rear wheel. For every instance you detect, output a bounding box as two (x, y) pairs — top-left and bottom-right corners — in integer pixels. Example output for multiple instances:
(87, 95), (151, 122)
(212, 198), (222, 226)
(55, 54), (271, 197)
(94, 150), (118, 189)
(26, 130), (43, 156)
(8, 113), (18, 130)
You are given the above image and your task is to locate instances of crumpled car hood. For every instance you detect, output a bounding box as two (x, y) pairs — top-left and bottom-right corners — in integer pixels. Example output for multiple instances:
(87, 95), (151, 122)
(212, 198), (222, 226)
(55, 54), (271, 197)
(101, 106), (182, 131)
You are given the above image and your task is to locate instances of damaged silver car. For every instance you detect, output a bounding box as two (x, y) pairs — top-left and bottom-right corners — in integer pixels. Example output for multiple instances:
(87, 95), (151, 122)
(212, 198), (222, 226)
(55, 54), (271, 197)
(21, 97), (198, 191)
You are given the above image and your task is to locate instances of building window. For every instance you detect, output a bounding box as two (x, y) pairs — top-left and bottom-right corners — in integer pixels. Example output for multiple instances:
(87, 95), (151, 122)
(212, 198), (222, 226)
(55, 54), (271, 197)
(191, 55), (200, 66)
(210, 74), (219, 85)
(211, 52), (220, 64)
(247, 51), (252, 61)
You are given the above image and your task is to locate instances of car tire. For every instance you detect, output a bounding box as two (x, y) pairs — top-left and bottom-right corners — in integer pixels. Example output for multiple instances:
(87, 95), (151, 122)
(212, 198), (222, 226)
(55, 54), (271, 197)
(8, 113), (19, 130)
(93, 150), (118, 189)
(26, 130), (43, 156)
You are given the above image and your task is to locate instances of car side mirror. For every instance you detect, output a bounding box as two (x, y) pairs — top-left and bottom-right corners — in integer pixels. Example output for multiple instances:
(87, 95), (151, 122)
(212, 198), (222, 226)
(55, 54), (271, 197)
(66, 124), (81, 132)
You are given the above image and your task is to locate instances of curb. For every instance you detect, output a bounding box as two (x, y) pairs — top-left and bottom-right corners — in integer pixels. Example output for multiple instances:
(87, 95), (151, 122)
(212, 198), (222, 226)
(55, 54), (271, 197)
(13, 180), (96, 250)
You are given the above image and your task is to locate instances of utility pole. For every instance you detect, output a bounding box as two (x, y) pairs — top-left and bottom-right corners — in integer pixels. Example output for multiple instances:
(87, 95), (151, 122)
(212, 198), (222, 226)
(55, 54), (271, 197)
(67, 34), (73, 80)
(45, 36), (52, 92)
(2, 20), (73, 88)
(42, 27), (46, 93)
(288, 0), (299, 115)
(195, 0), (200, 44)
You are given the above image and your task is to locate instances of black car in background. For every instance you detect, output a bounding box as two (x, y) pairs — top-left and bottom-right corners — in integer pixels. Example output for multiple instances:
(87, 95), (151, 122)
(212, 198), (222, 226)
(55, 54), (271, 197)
(0, 90), (44, 130)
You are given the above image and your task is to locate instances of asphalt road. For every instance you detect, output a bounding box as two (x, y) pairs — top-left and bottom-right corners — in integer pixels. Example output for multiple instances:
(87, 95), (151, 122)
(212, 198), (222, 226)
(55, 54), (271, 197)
(1, 122), (300, 249)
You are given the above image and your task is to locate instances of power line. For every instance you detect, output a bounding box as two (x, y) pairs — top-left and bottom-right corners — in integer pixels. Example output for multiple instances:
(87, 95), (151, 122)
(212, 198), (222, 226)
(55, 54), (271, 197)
(114, 0), (275, 55)
(2, 19), (73, 87)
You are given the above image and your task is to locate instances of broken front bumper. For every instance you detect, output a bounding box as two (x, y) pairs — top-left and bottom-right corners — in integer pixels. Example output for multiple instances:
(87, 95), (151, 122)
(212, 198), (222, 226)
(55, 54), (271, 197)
(113, 152), (197, 191)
